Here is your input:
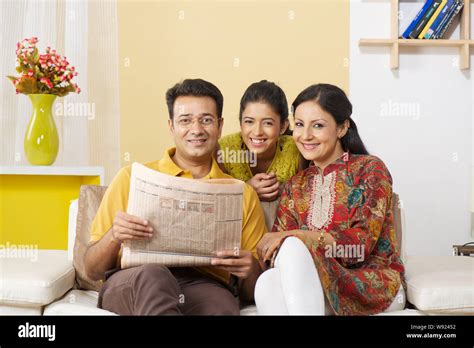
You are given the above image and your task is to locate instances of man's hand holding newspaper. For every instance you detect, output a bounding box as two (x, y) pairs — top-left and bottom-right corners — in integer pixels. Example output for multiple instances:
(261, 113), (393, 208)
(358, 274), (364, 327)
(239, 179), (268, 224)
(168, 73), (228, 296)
(110, 211), (154, 243)
(119, 163), (251, 277)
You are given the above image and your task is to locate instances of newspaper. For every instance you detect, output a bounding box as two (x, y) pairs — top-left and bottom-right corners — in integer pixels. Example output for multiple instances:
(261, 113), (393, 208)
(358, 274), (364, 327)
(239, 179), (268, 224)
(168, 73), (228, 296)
(121, 162), (244, 268)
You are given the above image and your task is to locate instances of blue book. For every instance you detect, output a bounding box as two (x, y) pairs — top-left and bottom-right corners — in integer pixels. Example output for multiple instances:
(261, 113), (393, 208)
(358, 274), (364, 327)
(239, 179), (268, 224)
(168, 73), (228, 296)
(425, 0), (454, 38)
(409, 0), (443, 39)
(437, 0), (463, 38)
(433, 0), (462, 38)
(401, 0), (435, 38)
(432, 0), (459, 37)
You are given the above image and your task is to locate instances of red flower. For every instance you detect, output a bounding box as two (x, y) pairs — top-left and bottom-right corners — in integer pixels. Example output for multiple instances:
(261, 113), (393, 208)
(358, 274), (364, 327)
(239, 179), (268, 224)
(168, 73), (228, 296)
(40, 77), (54, 89)
(10, 37), (80, 96)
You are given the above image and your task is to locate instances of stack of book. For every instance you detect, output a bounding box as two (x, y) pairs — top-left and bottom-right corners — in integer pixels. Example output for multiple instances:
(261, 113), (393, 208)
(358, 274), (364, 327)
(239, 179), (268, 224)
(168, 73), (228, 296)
(401, 0), (464, 39)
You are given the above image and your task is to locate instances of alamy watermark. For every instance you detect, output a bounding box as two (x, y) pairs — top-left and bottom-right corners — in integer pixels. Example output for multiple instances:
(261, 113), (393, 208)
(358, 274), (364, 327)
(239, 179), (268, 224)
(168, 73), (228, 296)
(216, 148), (257, 167)
(0, 242), (38, 262)
(55, 100), (95, 120)
(380, 99), (421, 120)
(18, 322), (55, 341)
(324, 242), (365, 263)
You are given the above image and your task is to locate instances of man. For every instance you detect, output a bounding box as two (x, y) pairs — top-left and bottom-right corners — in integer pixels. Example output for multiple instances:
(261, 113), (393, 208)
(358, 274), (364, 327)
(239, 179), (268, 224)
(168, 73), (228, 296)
(84, 79), (267, 315)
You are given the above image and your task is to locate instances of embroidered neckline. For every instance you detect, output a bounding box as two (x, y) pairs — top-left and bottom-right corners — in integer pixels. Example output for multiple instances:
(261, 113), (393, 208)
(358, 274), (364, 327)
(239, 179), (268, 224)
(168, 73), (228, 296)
(320, 152), (349, 176)
(308, 171), (337, 230)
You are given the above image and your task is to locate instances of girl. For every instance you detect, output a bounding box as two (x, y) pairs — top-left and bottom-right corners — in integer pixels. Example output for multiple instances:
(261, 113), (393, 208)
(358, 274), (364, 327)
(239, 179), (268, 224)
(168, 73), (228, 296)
(218, 80), (304, 202)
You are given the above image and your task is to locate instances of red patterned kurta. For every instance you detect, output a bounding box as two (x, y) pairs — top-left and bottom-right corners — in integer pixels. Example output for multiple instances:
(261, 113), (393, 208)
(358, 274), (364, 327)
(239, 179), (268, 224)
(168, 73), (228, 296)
(272, 152), (405, 315)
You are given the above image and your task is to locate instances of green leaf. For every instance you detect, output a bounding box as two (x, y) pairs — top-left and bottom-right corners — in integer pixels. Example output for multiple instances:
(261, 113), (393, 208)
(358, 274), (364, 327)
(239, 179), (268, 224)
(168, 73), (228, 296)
(32, 47), (39, 64)
(17, 76), (38, 94)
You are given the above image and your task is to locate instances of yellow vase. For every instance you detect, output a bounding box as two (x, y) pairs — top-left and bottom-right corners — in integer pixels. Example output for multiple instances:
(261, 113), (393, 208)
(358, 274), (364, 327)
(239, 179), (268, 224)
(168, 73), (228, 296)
(24, 94), (59, 165)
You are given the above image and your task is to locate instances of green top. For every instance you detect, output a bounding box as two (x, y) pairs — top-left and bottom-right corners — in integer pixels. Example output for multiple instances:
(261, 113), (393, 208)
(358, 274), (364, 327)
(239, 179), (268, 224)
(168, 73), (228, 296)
(218, 132), (300, 183)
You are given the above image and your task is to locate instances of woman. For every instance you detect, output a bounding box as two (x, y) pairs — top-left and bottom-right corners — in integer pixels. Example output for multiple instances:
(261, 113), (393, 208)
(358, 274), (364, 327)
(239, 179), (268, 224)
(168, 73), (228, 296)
(218, 80), (304, 202)
(254, 84), (406, 315)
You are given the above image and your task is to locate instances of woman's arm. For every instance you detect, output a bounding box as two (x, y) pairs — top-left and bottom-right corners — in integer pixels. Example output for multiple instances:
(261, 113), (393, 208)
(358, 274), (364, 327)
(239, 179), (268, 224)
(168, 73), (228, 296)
(324, 158), (394, 266)
(257, 229), (335, 263)
(262, 158), (394, 268)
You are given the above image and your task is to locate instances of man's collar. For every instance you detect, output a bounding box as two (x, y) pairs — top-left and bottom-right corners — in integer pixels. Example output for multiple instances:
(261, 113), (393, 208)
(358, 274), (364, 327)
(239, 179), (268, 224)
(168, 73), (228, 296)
(159, 147), (224, 179)
(159, 148), (184, 176)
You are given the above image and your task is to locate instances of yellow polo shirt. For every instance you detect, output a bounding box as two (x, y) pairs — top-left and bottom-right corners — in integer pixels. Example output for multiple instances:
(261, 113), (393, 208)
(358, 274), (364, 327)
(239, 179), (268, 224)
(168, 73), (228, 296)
(89, 148), (267, 285)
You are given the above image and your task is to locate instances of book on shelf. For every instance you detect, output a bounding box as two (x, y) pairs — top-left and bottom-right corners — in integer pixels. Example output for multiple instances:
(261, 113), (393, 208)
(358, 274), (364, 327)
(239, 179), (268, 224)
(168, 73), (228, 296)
(433, 0), (464, 39)
(409, 0), (443, 38)
(401, 0), (434, 38)
(419, 0), (448, 38)
(424, 0), (455, 38)
(431, 0), (461, 38)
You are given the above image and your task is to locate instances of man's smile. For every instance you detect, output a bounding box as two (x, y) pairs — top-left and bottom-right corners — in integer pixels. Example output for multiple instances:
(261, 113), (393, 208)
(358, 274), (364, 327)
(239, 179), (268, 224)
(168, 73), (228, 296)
(187, 138), (208, 145)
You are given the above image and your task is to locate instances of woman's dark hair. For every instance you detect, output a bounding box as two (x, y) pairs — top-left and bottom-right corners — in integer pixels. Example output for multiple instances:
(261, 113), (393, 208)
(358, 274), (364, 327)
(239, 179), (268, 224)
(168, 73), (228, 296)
(291, 83), (369, 155)
(239, 80), (291, 135)
(166, 78), (223, 119)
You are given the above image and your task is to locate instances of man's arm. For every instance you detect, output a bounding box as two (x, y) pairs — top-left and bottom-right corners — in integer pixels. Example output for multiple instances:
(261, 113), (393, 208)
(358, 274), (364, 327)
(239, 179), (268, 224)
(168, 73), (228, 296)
(84, 228), (121, 281)
(84, 211), (153, 281)
(237, 256), (263, 302)
(211, 249), (263, 302)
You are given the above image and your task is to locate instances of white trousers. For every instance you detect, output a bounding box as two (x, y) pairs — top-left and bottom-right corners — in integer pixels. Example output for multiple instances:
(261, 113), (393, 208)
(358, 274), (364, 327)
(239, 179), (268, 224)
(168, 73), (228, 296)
(254, 237), (406, 315)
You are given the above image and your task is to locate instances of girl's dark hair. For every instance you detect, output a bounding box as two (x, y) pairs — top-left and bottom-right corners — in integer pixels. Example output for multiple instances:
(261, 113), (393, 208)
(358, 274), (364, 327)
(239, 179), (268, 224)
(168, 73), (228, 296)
(239, 80), (291, 135)
(291, 83), (369, 155)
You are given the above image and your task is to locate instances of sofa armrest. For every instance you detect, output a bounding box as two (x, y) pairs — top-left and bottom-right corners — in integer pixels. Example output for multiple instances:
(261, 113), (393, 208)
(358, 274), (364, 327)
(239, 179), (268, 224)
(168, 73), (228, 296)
(68, 199), (79, 261)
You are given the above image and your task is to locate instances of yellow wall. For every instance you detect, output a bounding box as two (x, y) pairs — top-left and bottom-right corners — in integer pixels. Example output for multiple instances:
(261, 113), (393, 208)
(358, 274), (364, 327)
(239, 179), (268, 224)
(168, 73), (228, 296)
(118, 0), (349, 166)
(0, 175), (100, 249)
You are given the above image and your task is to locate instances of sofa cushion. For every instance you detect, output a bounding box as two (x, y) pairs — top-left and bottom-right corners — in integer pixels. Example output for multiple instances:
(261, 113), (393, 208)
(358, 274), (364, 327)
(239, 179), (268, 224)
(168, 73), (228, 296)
(405, 255), (474, 314)
(375, 309), (425, 316)
(43, 289), (116, 316)
(45, 289), (260, 316)
(43, 289), (426, 316)
(240, 304), (258, 315)
(260, 200), (280, 232)
(73, 185), (108, 291)
(0, 305), (43, 315)
(0, 249), (75, 306)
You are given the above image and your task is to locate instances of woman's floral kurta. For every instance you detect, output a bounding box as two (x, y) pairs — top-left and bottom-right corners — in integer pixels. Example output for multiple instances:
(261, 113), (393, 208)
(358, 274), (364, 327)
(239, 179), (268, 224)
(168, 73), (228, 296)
(272, 153), (405, 315)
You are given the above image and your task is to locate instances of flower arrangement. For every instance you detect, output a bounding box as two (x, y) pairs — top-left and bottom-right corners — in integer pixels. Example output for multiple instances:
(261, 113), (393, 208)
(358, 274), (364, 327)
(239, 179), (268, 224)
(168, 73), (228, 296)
(7, 37), (80, 96)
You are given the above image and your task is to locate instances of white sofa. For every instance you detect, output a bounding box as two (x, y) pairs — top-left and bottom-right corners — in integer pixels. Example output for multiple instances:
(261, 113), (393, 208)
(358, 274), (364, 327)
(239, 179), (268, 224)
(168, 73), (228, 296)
(1, 200), (473, 316)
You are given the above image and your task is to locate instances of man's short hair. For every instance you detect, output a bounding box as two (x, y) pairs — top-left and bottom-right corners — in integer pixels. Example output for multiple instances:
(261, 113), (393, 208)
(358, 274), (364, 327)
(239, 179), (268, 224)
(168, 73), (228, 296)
(165, 79), (224, 119)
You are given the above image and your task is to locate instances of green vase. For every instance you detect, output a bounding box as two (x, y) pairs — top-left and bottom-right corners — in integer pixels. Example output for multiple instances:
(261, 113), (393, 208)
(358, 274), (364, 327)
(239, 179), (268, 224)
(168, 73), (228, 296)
(24, 94), (59, 165)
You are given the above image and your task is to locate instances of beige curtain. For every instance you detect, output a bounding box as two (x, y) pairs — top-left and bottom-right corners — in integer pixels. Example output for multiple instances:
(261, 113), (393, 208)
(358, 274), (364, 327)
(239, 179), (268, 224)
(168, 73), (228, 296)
(0, 0), (120, 184)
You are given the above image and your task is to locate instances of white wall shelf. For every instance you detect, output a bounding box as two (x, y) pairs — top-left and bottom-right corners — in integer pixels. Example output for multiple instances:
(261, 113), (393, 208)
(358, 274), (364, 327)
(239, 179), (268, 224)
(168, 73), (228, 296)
(359, 0), (473, 69)
(0, 166), (104, 184)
